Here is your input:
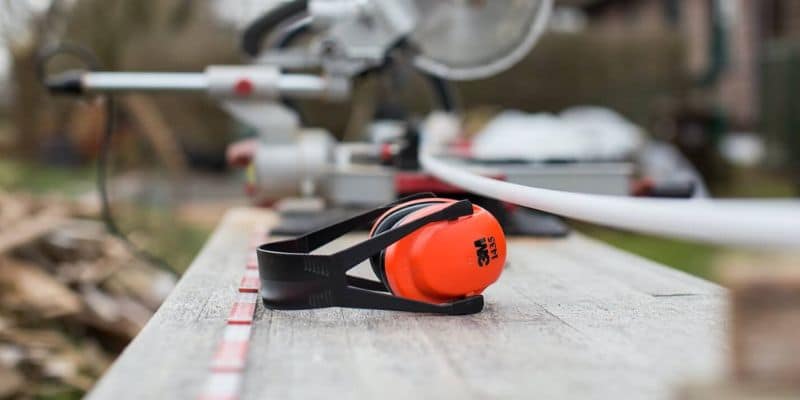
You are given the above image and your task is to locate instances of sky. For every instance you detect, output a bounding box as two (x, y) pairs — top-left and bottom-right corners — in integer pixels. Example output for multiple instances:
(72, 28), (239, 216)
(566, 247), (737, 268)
(0, 0), (67, 83)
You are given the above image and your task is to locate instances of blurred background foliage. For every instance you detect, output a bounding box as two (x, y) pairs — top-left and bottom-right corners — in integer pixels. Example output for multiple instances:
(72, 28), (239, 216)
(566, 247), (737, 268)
(0, 0), (798, 288)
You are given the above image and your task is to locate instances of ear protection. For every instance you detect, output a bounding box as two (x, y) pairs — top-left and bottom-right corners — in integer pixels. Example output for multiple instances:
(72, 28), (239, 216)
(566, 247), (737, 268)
(257, 193), (506, 315)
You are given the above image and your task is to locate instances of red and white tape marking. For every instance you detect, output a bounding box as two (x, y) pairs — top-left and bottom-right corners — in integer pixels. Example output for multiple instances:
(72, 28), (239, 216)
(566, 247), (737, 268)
(245, 251), (258, 270)
(211, 325), (252, 371)
(239, 269), (260, 293)
(197, 228), (268, 400)
(228, 292), (258, 324)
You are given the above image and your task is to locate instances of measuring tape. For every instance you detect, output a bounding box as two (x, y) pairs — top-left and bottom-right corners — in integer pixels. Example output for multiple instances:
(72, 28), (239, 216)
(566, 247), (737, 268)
(197, 229), (267, 400)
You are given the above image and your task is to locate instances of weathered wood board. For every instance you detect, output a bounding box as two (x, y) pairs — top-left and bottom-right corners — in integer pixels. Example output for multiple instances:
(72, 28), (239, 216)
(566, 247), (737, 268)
(87, 207), (728, 400)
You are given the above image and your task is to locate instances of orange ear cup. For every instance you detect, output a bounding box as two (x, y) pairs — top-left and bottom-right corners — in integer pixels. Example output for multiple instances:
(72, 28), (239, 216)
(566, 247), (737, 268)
(369, 199), (506, 304)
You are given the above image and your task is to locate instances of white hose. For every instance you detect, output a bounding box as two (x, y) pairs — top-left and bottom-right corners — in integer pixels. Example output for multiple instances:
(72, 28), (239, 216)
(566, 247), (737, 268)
(421, 153), (800, 248)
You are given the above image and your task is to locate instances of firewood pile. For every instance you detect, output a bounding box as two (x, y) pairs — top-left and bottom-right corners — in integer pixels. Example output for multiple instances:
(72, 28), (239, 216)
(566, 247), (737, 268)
(0, 192), (176, 399)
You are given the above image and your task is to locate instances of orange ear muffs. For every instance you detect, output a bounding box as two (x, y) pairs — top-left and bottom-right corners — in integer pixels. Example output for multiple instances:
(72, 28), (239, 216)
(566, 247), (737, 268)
(259, 193), (498, 314)
(369, 198), (506, 304)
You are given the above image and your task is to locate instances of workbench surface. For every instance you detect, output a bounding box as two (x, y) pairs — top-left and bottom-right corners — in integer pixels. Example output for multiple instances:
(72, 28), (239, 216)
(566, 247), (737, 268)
(87, 207), (728, 400)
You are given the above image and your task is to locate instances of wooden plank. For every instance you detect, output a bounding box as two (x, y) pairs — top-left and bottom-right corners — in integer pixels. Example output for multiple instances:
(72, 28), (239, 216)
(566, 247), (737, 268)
(87, 207), (727, 400)
(86, 208), (276, 400)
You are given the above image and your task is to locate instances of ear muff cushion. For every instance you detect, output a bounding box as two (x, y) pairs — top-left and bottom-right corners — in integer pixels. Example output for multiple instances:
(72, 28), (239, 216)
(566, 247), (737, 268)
(369, 200), (447, 291)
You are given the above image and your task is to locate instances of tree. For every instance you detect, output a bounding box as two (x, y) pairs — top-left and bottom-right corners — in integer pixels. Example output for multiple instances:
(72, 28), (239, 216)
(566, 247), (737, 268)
(1, 0), (70, 157)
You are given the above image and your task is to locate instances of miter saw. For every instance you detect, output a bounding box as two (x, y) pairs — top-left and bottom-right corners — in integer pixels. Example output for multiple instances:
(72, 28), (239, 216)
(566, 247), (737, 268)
(48, 0), (628, 236)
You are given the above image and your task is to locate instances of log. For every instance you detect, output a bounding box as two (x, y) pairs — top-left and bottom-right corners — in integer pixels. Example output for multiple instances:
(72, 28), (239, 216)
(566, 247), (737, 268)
(0, 207), (68, 256)
(0, 258), (82, 319)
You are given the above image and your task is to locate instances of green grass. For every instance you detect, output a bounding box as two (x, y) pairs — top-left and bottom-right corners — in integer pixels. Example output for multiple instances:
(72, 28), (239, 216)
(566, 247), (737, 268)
(115, 204), (211, 273)
(152, 224), (210, 273)
(715, 168), (797, 198)
(0, 159), (94, 194)
(33, 385), (84, 400)
(577, 224), (721, 281)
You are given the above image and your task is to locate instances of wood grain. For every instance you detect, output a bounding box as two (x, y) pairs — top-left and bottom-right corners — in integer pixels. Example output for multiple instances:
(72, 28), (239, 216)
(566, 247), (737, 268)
(87, 207), (727, 400)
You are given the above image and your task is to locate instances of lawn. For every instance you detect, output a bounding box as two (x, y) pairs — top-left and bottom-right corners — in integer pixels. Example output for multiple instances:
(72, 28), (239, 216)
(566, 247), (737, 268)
(0, 159), (94, 195)
(576, 224), (722, 281)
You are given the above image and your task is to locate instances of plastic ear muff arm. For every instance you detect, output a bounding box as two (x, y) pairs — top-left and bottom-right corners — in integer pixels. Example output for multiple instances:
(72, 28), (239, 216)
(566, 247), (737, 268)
(346, 276), (388, 292)
(340, 287), (484, 315)
(331, 199), (474, 272)
(291, 192), (438, 252)
(256, 192), (439, 272)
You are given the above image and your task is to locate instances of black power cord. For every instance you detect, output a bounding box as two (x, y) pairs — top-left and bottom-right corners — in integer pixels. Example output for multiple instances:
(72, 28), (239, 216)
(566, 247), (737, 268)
(241, 0), (309, 58)
(38, 43), (176, 275)
(97, 96), (176, 274)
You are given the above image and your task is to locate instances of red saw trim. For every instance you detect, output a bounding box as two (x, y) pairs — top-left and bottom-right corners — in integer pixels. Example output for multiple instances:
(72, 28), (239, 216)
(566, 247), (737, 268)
(395, 171), (505, 194)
